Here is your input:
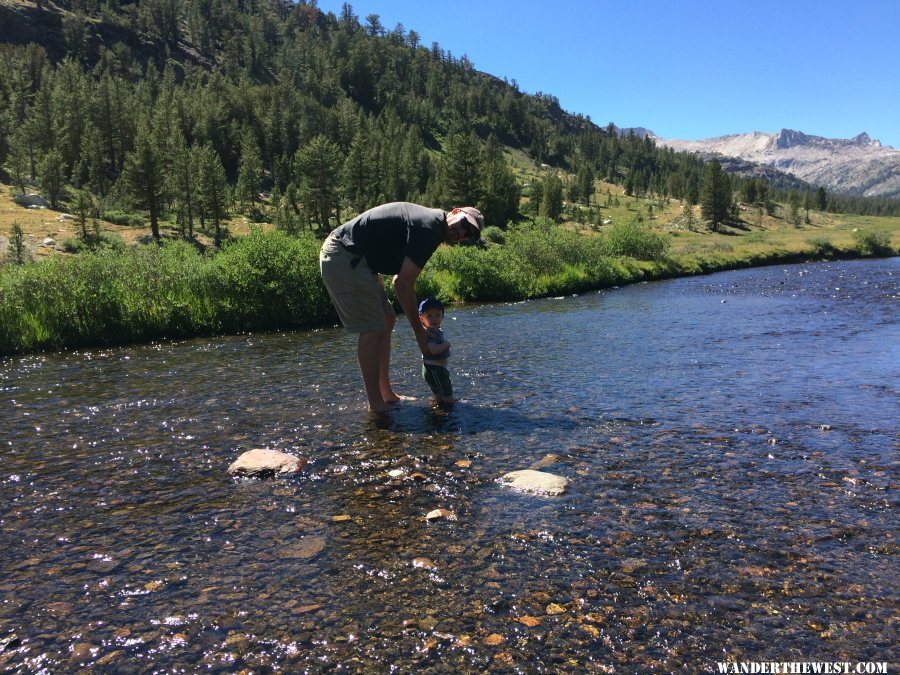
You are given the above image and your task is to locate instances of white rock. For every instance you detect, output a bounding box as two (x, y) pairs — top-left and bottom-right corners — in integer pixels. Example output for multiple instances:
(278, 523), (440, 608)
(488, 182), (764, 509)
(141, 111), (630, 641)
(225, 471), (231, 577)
(501, 469), (568, 496)
(228, 448), (306, 477)
(43, 237), (56, 246)
(57, 213), (75, 221)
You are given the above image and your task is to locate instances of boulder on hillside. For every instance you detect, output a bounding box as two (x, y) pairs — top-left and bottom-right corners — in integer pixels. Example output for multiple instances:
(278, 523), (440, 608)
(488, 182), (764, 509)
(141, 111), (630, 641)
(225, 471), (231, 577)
(13, 193), (50, 208)
(501, 469), (569, 496)
(228, 448), (307, 477)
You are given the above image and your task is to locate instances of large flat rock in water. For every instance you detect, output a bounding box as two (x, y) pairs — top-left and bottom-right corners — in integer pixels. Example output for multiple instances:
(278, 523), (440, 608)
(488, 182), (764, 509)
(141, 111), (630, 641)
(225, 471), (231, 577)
(228, 449), (307, 477)
(501, 469), (568, 496)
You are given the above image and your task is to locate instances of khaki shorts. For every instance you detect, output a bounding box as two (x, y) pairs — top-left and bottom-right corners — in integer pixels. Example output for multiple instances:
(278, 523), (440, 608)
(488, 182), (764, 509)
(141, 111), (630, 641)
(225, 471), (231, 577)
(319, 234), (395, 333)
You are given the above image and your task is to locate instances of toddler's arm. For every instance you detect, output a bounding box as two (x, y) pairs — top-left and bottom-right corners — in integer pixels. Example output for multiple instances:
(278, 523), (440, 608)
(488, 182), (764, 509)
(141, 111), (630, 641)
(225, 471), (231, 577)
(428, 340), (451, 355)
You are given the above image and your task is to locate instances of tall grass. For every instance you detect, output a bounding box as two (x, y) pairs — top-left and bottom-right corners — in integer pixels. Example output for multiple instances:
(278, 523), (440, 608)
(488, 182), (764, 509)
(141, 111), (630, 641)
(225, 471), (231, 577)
(0, 230), (333, 354)
(0, 219), (674, 354)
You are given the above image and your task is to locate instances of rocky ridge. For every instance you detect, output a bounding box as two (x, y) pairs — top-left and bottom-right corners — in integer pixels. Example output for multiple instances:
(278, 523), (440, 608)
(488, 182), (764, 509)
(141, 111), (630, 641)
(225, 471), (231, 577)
(656, 129), (900, 198)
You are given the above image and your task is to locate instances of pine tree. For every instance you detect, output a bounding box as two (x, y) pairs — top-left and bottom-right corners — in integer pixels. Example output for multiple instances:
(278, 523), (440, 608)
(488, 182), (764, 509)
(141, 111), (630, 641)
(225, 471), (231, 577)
(682, 202), (694, 229)
(343, 129), (377, 213)
(755, 178), (769, 205)
(7, 222), (27, 265)
(6, 129), (30, 194)
(235, 127), (263, 214)
(295, 135), (343, 232)
(576, 161), (595, 207)
(37, 148), (65, 209)
(122, 120), (168, 239)
(700, 159), (730, 230)
(169, 132), (199, 238)
(540, 172), (563, 221)
(73, 188), (94, 241)
(480, 136), (521, 228)
(442, 131), (483, 206)
(789, 193), (802, 228)
(196, 144), (229, 247)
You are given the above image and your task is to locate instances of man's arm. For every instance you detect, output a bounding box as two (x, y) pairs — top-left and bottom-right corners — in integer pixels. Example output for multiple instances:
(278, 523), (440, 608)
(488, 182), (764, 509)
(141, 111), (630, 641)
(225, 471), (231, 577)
(393, 256), (430, 357)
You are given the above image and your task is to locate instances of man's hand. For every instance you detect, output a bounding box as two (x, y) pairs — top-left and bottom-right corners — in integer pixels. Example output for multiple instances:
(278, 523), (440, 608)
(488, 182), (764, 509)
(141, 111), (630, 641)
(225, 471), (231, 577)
(393, 257), (429, 357)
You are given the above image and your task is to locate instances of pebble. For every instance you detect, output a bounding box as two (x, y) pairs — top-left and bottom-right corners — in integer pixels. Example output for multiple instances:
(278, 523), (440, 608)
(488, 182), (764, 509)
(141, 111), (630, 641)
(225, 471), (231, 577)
(620, 558), (647, 573)
(425, 509), (455, 521)
(417, 616), (438, 631)
(0, 634), (20, 652)
(68, 643), (98, 666)
(514, 615), (542, 627)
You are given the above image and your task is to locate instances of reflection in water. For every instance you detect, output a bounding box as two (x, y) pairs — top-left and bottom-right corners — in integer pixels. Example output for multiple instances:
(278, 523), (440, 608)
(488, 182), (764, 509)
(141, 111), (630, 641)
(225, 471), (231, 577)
(0, 259), (897, 671)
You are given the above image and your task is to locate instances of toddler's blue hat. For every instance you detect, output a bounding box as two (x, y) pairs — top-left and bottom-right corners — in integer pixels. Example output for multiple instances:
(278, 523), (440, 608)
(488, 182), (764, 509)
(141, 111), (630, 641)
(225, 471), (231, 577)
(418, 298), (444, 314)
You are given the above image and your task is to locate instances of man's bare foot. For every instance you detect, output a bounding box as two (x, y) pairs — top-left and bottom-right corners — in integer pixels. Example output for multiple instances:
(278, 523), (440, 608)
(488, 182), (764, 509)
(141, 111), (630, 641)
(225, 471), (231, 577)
(368, 400), (396, 414)
(382, 392), (416, 403)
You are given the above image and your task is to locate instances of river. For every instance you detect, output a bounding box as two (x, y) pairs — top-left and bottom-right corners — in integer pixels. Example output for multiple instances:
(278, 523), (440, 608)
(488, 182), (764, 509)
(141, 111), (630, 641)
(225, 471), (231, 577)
(1, 259), (897, 672)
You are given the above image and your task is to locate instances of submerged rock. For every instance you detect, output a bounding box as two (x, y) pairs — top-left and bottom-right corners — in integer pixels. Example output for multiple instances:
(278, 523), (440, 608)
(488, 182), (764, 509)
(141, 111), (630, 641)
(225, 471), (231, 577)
(228, 449), (307, 477)
(278, 536), (326, 560)
(528, 453), (562, 470)
(501, 469), (568, 496)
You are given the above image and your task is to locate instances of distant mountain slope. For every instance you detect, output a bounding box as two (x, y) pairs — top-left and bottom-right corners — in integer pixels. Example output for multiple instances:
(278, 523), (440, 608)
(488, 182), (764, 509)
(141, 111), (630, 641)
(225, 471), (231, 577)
(657, 130), (900, 198)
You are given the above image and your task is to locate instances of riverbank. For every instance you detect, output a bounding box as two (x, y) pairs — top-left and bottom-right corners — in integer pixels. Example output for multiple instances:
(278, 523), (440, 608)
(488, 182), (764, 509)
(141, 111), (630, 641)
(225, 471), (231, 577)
(1, 213), (897, 356)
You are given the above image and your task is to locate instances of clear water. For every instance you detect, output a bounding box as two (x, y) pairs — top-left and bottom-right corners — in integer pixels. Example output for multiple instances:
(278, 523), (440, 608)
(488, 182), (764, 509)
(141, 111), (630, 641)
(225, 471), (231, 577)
(1, 259), (897, 672)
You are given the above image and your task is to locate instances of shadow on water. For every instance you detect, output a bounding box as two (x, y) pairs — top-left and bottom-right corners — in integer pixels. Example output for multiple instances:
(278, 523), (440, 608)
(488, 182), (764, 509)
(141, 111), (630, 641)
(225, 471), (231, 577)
(367, 399), (579, 436)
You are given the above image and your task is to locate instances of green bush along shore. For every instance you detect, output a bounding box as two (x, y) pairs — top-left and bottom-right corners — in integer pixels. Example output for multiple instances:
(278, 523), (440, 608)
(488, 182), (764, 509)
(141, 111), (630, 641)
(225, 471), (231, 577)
(1, 219), (896, 355)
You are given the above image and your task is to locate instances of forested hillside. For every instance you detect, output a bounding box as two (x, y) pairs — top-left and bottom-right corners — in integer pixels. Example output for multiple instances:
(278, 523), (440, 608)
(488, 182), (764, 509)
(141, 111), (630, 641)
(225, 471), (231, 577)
(1, 0), (897, 244)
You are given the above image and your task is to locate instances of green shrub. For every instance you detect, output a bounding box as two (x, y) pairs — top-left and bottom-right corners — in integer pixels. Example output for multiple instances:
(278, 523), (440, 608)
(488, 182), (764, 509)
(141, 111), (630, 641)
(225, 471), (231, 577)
(208, 228), (333, 332)
(61, 237), (89, 253)
(103, 210), (146, 228)
(852, 229), (893, 256)
(601, 220), (670, 260)
(62, 232), (128, 254)
(808, 237), (839, 259)
(418, 219), (623, 301)
(481, 226), (506, 245)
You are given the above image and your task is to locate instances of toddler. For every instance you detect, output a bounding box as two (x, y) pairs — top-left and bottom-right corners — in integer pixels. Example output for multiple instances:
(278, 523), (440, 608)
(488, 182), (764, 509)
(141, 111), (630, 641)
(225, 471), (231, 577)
(418, 298), (454, 404)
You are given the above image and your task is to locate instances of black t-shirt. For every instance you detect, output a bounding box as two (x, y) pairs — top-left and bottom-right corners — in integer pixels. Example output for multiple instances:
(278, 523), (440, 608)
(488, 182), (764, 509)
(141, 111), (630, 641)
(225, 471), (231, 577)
(332, 202), (447, 274)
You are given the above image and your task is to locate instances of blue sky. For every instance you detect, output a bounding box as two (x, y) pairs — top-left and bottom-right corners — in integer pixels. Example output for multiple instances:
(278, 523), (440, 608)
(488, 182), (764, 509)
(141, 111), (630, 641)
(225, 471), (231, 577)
(314, 0), (900, 148)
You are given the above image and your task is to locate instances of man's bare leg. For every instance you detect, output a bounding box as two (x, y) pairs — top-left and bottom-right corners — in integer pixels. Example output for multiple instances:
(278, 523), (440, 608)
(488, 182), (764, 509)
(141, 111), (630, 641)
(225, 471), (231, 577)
(358, 331), (393, 412)
(376, 314), (403, 403)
